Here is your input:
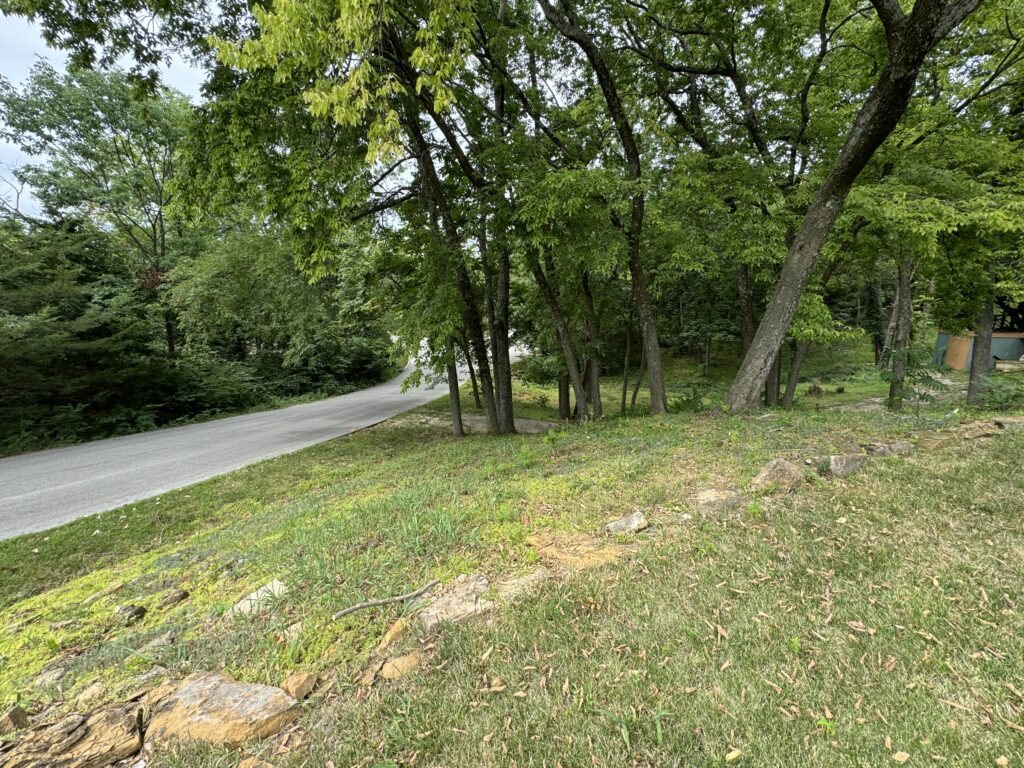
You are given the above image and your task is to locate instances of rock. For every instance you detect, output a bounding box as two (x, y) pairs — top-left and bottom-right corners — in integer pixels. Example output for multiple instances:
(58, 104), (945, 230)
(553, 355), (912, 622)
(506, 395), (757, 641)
(132, 666), (168, 686)
(495, 568), (550, 603)
(380, 650), (423, 680)
(959, 423), (1002, 440)
(76, 682), (108, 708)
(751, 459), (805, 494)
(139, 631), (176, 654)
(692, 489), (748, 514)
(867, 441), (912, 457)
(231, 580), (288, 616)
(824, 453), (868, 479)
(605, 511), (649, 535)
(527, 533), (625, 571)
(416, 574), (495, 633)
(160, 590), (189, 608)
(914, 431), (958, 450)
(0, 703), (142, 768)
(279, 672), (317, 701)
(113, 605), (147, 625)
(49, 619), (78, 631)
(146, 672), (299, 747)
(83, 583), (124, 607)
(1, 704), (30, 734)
(376, 617), (411, 653)
(994, 416), (1024, 431)
(36, 665), (67, 687)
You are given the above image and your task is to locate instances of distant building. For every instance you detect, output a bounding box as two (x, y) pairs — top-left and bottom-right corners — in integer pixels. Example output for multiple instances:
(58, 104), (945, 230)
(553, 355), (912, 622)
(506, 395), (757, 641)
(935, 299), (1024, 371)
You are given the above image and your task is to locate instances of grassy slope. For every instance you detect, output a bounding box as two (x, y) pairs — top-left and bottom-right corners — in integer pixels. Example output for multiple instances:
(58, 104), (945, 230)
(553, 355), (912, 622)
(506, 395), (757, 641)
(1, 353), (1021, 767)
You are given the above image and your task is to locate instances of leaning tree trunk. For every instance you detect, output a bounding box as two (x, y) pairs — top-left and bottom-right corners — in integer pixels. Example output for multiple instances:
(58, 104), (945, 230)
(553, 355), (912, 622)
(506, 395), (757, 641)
(966, 300), (995, 405)
(887, 258), (914, 410)
(531, 260), (589, 421)
(782, 340), (810, 407)
(726, 0), (983, 409)
(737, 264), (757, 353)
(764, 352), (782, 406)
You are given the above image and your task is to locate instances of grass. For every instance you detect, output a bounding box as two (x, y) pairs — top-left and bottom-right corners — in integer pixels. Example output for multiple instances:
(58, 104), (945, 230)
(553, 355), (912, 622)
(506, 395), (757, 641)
(1, 348), (1021, 767)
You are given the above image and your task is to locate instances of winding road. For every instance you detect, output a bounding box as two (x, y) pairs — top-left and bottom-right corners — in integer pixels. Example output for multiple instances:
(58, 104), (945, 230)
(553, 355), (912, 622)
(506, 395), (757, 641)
(0, 363), (447, 540)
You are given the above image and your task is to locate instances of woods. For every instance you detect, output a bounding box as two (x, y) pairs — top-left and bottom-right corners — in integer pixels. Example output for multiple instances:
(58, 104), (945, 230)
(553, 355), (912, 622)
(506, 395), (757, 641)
(2, 0), (1024, 445)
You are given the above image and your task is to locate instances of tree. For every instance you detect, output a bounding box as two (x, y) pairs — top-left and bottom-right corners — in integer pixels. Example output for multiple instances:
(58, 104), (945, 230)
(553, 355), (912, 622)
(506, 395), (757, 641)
(1, 63), (194, 357)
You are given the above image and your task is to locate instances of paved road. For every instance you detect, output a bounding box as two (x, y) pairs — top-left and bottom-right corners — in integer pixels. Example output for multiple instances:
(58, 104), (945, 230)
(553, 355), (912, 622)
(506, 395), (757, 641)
(0, 363), (448, 540)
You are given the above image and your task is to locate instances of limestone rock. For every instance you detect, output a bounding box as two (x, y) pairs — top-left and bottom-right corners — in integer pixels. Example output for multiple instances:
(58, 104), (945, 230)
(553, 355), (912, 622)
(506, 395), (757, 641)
(692, 489), (747, 514)
(751, 459), (805, 494)
(279, 672), (317, 701)
(146, 672), (298, 747)
(994, 416), (1024, 431)
(380, 650), (423, 680)
(0, 703), (142, 768)
(495, 568), (550, 603)
(376, 617), (411, 653)
(866, 442), (911, 457)
(231, 581), (288, 616)
(160, 590), (189, 608)
(139, 631), (175, 654)
(825, 453), (868, 479)
(416, 574), (495, 633)
(50, 619), (78, 631)
(1, 704), (30, 735)
(113, 605), (147, 625)
(36, 665), (67, 687)
(605, 511), (649, 535)
(76, 682), (108, 708)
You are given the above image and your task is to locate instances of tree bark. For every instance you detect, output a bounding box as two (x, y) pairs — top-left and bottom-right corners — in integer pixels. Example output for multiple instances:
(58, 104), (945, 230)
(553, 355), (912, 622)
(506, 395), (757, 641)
(782, 340), (809, 407)
(726, 0), (983, 409)
(887, 257), (914, 410)
(447, 342), (465, 437)
(531, 259), (589, 420)
(459, 335), (482, 409)
(966, 300), (994, 405)
(764, 351), (782, 406)
(558, 374), (571, 420)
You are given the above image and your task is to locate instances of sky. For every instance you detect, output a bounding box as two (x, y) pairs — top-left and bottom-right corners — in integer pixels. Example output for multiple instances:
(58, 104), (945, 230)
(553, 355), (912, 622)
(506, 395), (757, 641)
(0, 15), (207, 213)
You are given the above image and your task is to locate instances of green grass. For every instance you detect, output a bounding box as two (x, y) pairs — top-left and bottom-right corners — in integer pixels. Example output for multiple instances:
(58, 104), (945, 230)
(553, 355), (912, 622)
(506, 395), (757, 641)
(1, 350), (1021, 767)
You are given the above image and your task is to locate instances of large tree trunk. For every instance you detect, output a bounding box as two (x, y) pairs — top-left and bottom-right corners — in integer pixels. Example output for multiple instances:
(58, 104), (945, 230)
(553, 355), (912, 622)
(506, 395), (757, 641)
(558, 374), (571, 420)
(966, 300), (994, 405)
(531, 260), (589, 420)
(782, 340), (809, 407)
(764, 352), (782, 406)
(491, 246), (516, 433)
(726, 0), (982, 409)
(887, 258), (914, 410)
(447, 342), (465, 437)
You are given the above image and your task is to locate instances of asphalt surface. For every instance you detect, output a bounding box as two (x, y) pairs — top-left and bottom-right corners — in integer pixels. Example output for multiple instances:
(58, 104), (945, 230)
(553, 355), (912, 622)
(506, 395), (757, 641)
(0, 363), (448, 540)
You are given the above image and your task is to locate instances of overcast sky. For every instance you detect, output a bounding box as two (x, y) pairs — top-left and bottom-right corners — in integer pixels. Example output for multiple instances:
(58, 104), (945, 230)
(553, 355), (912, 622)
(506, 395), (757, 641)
(1, 15), (206, 213)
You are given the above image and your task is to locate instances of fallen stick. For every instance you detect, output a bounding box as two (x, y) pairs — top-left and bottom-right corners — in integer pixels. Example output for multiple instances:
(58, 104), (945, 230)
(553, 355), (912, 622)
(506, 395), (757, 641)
(332, 579), (440, 620)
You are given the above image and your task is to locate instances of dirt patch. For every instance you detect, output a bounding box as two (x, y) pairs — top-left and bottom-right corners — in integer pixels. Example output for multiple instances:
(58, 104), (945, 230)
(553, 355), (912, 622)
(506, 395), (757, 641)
(526, 533), (627, 571)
